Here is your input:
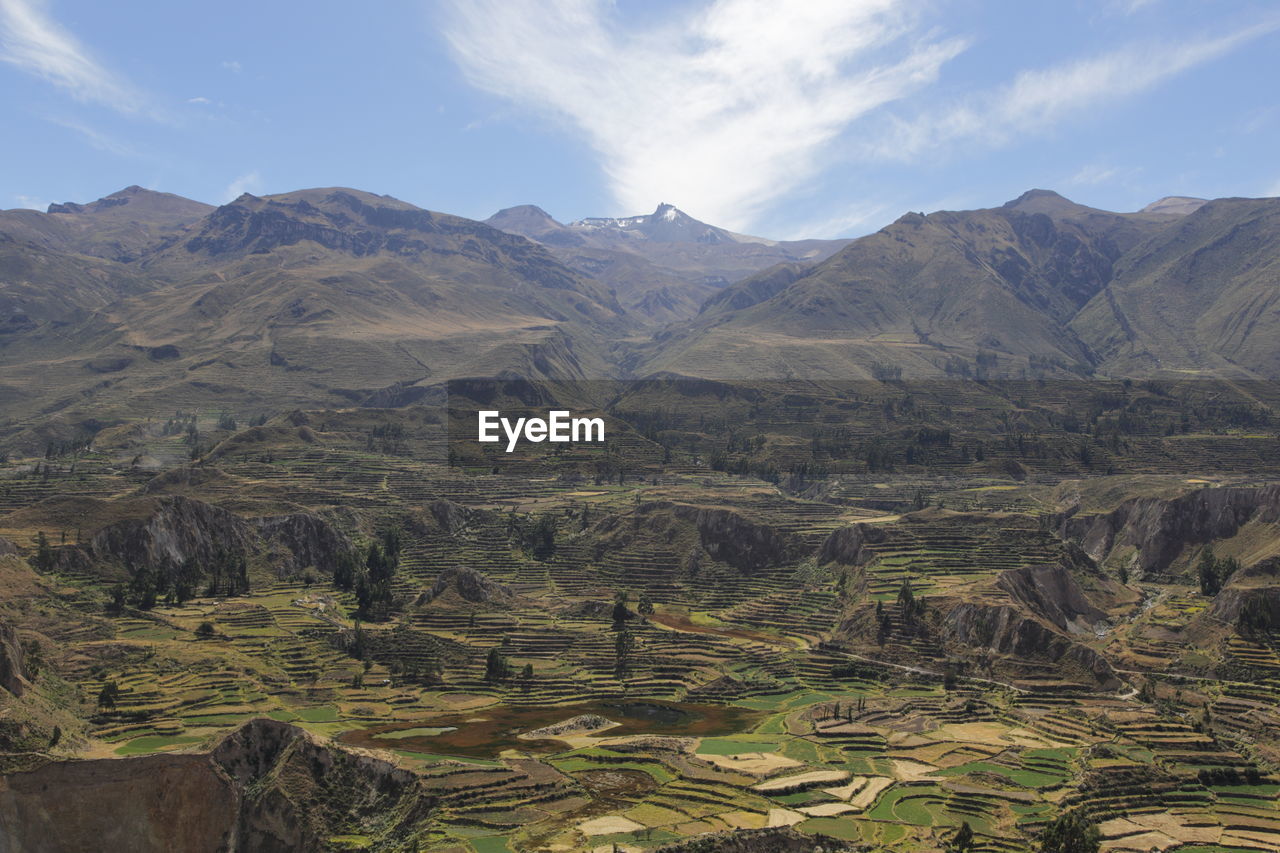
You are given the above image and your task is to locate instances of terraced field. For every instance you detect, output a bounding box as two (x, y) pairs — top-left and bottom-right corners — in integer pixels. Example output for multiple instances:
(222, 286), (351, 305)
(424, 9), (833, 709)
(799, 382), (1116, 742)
(3, 394), (1280, 851)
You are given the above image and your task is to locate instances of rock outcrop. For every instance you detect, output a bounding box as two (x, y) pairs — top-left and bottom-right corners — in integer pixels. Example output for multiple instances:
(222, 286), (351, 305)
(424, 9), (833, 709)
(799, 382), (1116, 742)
(253, 513), (352, 578)
(673, 505), (794, 572)
(418, 565), (513, 606)
(0, 719), (434, 852)
(87, 496), (256, 573)
(996, 563), (1108, 635)
(28, 495), (352, 586)
(817, 523), (889, 566)
(1058, 485), (1280, 578)
(943, 601), (1118, 687)
(1205, 584), (1280, 637)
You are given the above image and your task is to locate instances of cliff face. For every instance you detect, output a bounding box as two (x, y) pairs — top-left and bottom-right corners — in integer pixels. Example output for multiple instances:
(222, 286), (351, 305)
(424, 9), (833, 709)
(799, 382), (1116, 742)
(253, 513), (350, 578)
(41, 496), (353, 584)
(673, 505), (795, 572)
(87, 496), (257, 572)
(817, 523), (890, 566)
(943, 601), (1118, 687)
(1205, 585), (1280, 635)
(1058, 485), (1280, 577)
(995, 563), (1108, 634)
(0, 719), (434, 853)
(0, 620), (27, 697)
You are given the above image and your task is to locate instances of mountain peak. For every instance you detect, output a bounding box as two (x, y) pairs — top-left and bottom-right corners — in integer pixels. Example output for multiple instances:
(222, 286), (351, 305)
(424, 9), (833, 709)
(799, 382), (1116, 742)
(653, 202), (684, 222)
(1140, 196), (1208, 216)
(46, 185), (212, 221)
(484, 204), (580, 246)
(487, 204), (561, 225)
(1002, 188), (1074, 210)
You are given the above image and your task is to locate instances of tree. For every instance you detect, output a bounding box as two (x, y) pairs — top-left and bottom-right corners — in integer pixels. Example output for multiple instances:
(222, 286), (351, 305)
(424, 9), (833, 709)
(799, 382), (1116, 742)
(614, 627), (635, 680)
(484, 646), (510, 682)
(949, 821), (975, 853)
(612, 590), (632, 626)
(637, 592), (654, 616)
(32, 531), (55, 572)
(97, 679), (120, 710)
(195, 621), (215, 638)
(897, 577), (915, 618)
(334, 549), (358, 590)
(1198, 547), (1222, 596)
(1039, 810), (1100, 853)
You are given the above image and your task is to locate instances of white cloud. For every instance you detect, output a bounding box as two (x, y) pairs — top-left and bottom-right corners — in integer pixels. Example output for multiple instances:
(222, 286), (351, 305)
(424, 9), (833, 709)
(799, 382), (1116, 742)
(1066, 164), (1120, 187)
(222, 170), (263, 203)
(0, 0), (143, 113)
(187, 96), (212, 105)
(442, 0), (965, 230)
(1263, 177), (1280, 198)
(221, 59), (242, 73)
(774, 201), (892, 241)
(871, 20), (1279, 162)
(13, 193), (48, 210)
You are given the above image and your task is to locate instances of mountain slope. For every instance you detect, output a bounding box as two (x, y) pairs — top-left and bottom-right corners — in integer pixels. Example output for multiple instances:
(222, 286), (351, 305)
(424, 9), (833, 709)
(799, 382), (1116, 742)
(486, 203), (848, 324)
(0, 186), (213, 263)
(0, 188), (628, 437)
(635, 191), (1185, 379)
(1073, 196), (1280, 377)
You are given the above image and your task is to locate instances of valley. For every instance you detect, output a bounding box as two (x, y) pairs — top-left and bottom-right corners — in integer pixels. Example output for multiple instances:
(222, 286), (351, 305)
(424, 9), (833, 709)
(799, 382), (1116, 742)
(2, 185), (1279, 852)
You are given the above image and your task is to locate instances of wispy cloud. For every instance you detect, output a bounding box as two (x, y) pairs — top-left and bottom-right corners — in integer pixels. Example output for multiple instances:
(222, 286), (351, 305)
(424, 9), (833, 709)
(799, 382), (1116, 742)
(442, 0), (965, 230)
(1066, 164), (1120, 187)
(13, 193), (48, 210)
(223, 170), (262, 203)
(0, 0), (144, 113)
(870, 20), (1279, 162)
(45, 114), (137, 156)
(1112, 0), (1161, 14)
(774, 200), (892, 242)
(1263, 177), (1280, 198)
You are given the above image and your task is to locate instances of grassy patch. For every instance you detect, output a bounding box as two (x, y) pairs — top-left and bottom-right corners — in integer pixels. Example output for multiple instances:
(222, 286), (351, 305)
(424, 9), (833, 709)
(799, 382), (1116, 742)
(114, 734), (206, 755)
(295, 705), (339, 722)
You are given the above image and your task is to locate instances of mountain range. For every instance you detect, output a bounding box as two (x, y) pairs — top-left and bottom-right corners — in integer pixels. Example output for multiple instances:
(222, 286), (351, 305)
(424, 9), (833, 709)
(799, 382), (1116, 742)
(2, 183), (1278, 449)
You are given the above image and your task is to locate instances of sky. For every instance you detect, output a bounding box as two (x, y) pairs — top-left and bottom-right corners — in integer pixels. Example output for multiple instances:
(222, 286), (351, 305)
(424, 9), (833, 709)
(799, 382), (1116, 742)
(1, 0), (1278, 239)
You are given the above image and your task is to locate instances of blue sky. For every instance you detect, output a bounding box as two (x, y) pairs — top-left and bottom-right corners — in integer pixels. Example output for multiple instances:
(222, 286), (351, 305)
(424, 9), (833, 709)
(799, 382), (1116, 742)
(1, 0), (1277, 238)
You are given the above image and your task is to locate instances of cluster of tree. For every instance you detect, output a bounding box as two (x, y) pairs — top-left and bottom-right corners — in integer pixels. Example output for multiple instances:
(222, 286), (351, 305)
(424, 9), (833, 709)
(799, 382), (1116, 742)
(707, 451), (781, 484)
(1238, 595), (1279, 638)
(1197, 547), (1240, 597)
(216, 411), (238, 431)
(1197, 765), (1265, 786)
(366, 422), (408, 455)
(485, 645), (511, 682)
(1037, 810), (1099, 853)
(897, 578), (926, 620)
(160, 412), (197, 436)
(512, 512), (558, 561)
(203, 547), (251, 597)
(107, 548), (249, 612)
(871, 360), (903, 381)
(43, 436), (92, 459)
(97, 679), (121, 710)
(356, 529), (401, 620)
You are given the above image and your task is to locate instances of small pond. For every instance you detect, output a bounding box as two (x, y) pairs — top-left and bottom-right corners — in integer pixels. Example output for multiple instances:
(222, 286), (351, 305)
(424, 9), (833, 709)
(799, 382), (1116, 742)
(339, 700), (765, 758)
